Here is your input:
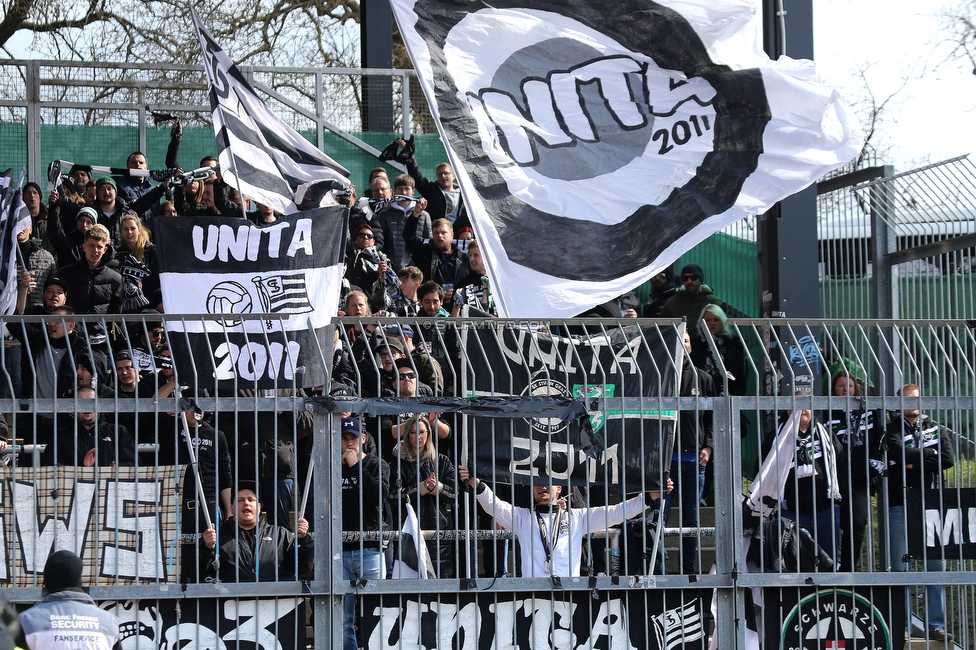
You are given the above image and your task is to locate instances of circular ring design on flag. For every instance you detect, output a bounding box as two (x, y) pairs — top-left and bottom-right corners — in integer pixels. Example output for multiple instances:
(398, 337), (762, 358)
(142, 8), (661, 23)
(415, 0), (771, 282)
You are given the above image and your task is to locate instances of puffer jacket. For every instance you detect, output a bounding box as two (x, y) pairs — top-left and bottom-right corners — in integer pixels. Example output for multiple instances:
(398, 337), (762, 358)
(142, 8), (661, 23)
(59, 246), (122, 314)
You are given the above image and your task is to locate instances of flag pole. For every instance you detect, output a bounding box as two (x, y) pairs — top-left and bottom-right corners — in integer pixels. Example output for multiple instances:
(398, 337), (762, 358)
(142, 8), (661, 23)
(299, 457), (313, 520)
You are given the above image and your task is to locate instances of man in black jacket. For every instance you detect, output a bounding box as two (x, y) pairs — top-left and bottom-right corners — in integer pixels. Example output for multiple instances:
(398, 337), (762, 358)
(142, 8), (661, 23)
(166, 404), (233, 583)
(201, 481), (312, 582)
(59, 225), (122, 315)
(395, 138), (467, 228)
(885, 383), (955, 642)
(340, 417), (389, 650)
(402, 217), (468, 291)
(47, 386), (135, 467)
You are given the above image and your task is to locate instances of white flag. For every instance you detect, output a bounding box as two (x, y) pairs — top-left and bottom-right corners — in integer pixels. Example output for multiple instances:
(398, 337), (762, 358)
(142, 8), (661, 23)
(390, 502), (436, 579)
(389, 0), (863, 318)
(190, 9), (350, 215)
(746, 410), (801, 519)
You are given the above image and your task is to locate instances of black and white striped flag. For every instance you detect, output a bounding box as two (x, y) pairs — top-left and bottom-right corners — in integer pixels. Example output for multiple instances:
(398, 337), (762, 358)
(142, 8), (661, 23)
(0, 169), (32, 316)
(190, 9), (350, 215)
(155, 208), (348, 390)
(388, 0), (863, 318)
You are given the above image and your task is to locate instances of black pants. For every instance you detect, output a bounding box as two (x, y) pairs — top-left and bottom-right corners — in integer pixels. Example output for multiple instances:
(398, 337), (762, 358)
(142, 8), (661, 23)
(839, 484), (870, 572)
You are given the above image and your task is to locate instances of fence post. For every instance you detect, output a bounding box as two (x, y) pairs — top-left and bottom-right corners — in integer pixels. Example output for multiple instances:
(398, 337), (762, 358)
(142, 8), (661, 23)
(712, 395), (747, 648)
(26, 61), (42, 184)
(311, 407), (343, 648)
(870, 165), (897, 320)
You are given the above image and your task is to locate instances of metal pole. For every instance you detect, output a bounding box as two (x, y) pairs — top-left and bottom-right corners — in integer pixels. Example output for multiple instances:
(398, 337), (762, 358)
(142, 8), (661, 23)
(300, 457), (313, 519)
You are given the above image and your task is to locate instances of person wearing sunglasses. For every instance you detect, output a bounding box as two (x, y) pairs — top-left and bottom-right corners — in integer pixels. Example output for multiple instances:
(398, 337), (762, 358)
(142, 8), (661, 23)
(387, 358), (448, 445)
(345, 223), (391, 295)
(659, 263), (724, 333)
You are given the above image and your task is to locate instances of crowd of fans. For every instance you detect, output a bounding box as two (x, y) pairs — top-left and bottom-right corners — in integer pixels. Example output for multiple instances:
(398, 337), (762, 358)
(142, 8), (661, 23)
(1, 133), (959, 645)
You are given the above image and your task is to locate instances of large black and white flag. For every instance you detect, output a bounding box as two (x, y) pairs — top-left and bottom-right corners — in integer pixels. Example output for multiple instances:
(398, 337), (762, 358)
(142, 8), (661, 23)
(463, 323), (681, 490)
(156, 208), (347, 390)
(0, 169), (32, 315)
(389, 0), (863, 318)
(190, 10), (350, 215)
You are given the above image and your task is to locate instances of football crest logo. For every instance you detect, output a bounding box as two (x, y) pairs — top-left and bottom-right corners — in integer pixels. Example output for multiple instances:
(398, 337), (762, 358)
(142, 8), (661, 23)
(782, 590), (892, 650)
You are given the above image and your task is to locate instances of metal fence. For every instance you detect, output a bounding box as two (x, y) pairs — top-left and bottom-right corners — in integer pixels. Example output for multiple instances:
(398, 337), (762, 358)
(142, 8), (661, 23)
(0, 59), (446, 195)
(818, 155), (976, 321)
(2, 312), (975, 648)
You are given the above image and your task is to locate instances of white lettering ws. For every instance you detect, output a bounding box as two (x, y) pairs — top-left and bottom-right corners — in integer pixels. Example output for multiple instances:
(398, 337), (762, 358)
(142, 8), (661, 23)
(101, 481), (166, 580)
(192, 219), (313, 262)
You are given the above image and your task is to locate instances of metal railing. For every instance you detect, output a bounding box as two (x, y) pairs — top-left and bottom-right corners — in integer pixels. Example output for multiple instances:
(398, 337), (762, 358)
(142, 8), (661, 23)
(1, 313), (974, 648)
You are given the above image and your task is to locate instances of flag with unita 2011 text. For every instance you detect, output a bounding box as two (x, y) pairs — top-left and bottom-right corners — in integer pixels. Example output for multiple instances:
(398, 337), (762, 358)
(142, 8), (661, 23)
(155, 209), (347, 390)
(388, 0), (863, 318)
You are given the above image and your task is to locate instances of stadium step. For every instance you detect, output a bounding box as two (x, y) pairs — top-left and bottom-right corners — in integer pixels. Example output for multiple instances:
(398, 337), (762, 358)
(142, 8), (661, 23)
(664, 505), (715, 575)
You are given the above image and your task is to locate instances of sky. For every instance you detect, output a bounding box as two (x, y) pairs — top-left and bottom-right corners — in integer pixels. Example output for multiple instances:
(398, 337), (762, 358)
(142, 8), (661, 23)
(5, 0), (970, 175)
(813, 0), (976, 172)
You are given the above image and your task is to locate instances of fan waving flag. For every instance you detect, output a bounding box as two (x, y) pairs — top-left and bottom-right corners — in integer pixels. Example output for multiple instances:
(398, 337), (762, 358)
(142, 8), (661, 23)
(0, 169), (32, 315)
(389, 0), (863, 318)
(190, 9), (350, 215)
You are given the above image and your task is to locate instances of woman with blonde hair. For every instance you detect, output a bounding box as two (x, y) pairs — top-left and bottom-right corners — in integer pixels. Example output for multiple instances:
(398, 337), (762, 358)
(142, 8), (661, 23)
(116, 214), (160, 304)
(391, 415), (457, 577)
(692, 304), (745, 396)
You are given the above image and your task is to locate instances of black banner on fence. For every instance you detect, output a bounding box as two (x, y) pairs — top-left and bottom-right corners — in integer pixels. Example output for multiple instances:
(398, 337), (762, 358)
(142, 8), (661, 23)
(464, 324), (681, 490)
(907, 487), (976, 561)
(101, 598), (305, 650)
(361, 591), (705, 650)
(156, 209), (346, 390)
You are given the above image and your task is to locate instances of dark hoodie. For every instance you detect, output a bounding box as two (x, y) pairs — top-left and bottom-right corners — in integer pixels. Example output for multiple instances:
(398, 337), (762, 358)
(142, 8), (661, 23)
(643, 268), (679, 318)
(57, 349), (113, 398)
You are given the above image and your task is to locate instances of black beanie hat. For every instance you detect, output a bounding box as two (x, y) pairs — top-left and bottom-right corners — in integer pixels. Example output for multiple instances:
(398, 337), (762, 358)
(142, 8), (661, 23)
(680, 263), (704, 282)
(43, 550), (83, 594)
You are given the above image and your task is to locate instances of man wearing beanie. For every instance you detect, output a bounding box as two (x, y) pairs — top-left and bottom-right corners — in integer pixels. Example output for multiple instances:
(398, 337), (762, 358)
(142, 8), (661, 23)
(660, 262), (723, 333)
(90, 177), (134, 242)
(20, 550), (121, 650)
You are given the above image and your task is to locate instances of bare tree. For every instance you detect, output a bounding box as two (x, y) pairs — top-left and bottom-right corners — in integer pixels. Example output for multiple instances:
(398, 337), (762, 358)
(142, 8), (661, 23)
(0, 1), (370, 130)
(940, 0), (976, 74)
(1, 0), (361, 67)
(841, 61), (919, 170)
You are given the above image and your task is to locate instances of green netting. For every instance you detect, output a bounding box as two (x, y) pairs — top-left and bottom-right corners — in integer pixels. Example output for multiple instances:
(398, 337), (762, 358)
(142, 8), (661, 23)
(820, 276), (976, 320)
(0, 122), (27, 173)
(632, 230), (761, 317)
